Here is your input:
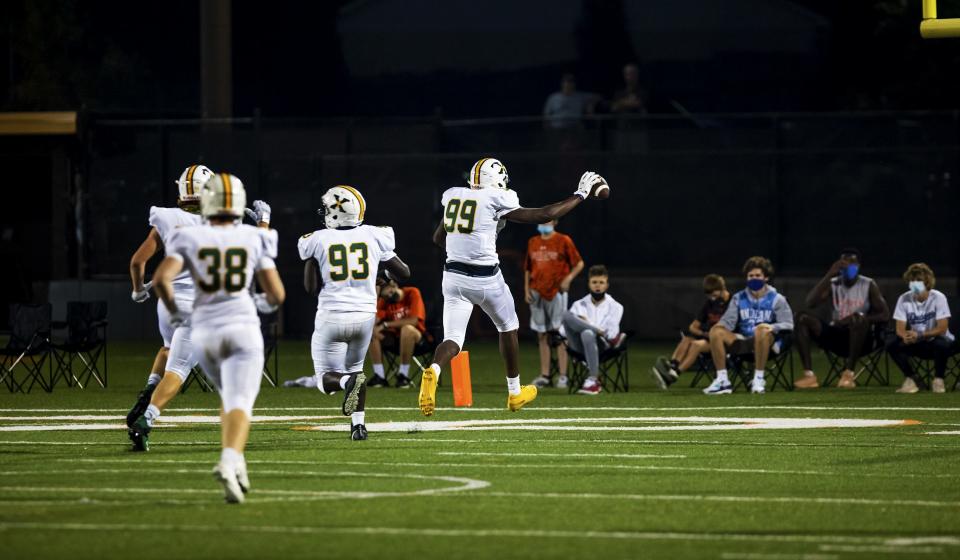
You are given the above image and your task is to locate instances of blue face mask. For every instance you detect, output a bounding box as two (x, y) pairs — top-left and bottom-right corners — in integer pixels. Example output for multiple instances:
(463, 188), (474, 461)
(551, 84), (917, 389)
(746, 278), (766, 292)
(537, 224), (554, 235)
(909, 281), (926, 295)
(843, 264), (860, 281)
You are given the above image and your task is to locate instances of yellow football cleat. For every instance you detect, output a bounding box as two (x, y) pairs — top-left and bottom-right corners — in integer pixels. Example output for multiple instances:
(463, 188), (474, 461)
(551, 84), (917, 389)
(419, 365), (438, 416)
(507, 384), (538, 412)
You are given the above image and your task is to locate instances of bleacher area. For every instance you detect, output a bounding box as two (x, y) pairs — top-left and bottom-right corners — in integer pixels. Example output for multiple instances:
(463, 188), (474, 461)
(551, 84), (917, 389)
(1, 340), (959, 559)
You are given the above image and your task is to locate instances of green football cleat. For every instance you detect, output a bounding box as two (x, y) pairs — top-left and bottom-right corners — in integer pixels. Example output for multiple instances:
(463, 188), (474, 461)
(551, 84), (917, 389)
(126, 384), (156, 428)
(128, 415), (151, 452)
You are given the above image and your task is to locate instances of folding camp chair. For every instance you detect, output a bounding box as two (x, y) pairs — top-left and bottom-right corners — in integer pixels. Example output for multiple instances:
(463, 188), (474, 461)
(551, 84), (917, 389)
(261, 311), (280, 386)
(566, 330), (632, 393)
(50, 301), (108, 389)
(726, 331), (794, 391)
(689, 353), (715, 388)
(821, 323), (889, 387)
(0, 303), (53, 393)
(180, 365), (215, 393)
(381, 324), (441, 385)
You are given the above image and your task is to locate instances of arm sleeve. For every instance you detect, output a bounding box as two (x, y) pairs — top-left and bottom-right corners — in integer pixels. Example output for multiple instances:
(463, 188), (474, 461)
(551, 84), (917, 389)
(718, 296), (739, 332)
(937, 293), (952, 320)
(493, 189), (521, 220)
(892, 295), (907, 322)
(769, 295), (795, 333)
(375, 226), (397, 261)
(297, 232), (317, 261)
(565, 236), (583, 267)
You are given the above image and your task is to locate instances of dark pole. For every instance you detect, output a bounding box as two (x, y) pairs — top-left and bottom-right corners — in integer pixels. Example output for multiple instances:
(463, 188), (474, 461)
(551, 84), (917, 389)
(200, 0), (232, 122)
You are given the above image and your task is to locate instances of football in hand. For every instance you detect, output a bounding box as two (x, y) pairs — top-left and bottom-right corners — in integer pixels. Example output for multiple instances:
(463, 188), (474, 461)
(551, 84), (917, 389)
(590, 178), (610, 199)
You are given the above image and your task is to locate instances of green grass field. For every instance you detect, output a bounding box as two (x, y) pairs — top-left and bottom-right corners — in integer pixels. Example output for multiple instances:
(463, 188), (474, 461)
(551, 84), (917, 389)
(1, 340), (959, 559)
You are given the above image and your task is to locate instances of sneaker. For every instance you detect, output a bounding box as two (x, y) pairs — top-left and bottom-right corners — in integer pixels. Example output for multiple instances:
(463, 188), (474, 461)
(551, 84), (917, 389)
(126, 384), (156, 428)
(703, 377), (733, 395)
(836, 370), (857, 389)
(419, 365), (438, 416)
(235, 463), (250, 494)
(367, 375), (390, 388)
(932, 377), (946, 394)
(577, 378), (602, 395)
(395, 375), (412, 389)
(896, 378), (919, 394)
(282, 379), (299, 388)
(212, 462), (245, 504)
(507, 385), (538, 411)
(750, 376), (766, 394)
(794, 375), (819, 389)
(341, 373), (366, 416)
(532, 375), (552, 388)
(555, 375), (568, 389)
(127, 415), (151, 452)
(650, 356), (678, 390)
(351, 424), (369, 441)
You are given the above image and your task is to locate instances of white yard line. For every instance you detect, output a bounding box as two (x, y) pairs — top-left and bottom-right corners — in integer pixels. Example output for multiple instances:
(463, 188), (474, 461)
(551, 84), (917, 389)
(926, 430), (960, 435)
(721, 554), (838, 560)
(1, 405), (959, 413)
(818, 544), (943, 554)
(437, 451), (687, 459)
(0, 521), (955, 548)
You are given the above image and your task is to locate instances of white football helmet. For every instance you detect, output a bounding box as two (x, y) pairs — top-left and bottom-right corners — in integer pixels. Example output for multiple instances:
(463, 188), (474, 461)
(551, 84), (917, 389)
(200, 172), (246, 219)
(467, 157), (509, 190)
(175, 164), (214, 212)
(319, 185), (366, 229)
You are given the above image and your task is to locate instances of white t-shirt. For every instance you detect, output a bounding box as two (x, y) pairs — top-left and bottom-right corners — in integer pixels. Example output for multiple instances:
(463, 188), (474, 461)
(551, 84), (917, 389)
(440, 186), (520, 266)
(566, 294), (624, 341)
(166, 224), (278, 328)
(892, 289), (954, 342)
(149, 206), (203, 290)
(298, 225), (396, 314)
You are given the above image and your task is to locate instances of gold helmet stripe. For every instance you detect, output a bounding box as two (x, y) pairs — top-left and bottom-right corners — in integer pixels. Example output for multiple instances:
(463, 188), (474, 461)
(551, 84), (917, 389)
(339, 185), (366, 220)
(222, 173), (232, 209)
(473, 157), (489, 187)
(185, 165), (198, 195)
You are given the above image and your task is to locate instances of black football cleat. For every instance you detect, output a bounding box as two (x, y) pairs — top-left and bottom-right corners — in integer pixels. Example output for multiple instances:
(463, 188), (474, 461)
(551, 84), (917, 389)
(341, 373), (366, 416)
(366, 375), (389, 388)
(128, 415), (151, 452)
(126, 384), (157, 428)
(350, 424), (368, 441)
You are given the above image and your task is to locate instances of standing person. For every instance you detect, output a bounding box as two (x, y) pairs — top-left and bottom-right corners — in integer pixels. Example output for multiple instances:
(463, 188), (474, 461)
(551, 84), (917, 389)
(563, 265), (625, 395)
(299, 185), (411, 440)
(543, 73), (598, 130)
(888, 263), (954, 394)
(367, 278), (427, 388)
(419, 157), (609, 416)
(153, 172), (285, 504)
(651, 274), (730, 389)
(610, 63), (649, 115)
(794, 249), (890, 389)
(704, 256), (794, 395)
(525, 219), (584, 389)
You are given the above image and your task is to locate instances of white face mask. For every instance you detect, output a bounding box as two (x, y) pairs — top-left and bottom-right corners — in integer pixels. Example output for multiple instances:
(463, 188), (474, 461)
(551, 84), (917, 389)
(909, 280), (927, 295)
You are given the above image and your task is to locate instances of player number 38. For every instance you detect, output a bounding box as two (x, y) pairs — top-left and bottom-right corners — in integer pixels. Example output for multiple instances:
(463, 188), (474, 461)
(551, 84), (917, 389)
(197, 248), (248, 293)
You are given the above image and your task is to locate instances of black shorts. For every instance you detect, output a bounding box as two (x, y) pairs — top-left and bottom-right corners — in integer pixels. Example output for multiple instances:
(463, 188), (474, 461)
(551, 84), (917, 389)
(813, 319), (874, 355)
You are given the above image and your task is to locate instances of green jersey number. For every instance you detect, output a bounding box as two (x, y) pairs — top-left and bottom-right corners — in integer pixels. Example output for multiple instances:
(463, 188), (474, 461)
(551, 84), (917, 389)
(196, 248), (248, 293)
(443, 198), (477, 233)
(328, 242), (370, 281)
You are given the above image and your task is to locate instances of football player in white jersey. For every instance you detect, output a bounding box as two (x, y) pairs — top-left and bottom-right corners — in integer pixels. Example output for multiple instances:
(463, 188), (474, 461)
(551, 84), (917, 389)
(418, 158), (609, 416)
(298, 185), (410, 441)
(153, 172), (285, 504)
(126, 164), (273, 451)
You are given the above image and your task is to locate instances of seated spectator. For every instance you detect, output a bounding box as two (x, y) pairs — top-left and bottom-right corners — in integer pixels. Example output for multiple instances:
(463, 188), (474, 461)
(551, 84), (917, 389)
(562, 265), (625, 395)
(888, 263), (954, 394)
(705, 256), (794, 395)
(794, 248), (889, 389)
(526, 219), (584, 390)
(367, 278), (427, 388)
(610, 63), (648, 115)
(651, 274), (730, 389)
(543, 73), (597, 130)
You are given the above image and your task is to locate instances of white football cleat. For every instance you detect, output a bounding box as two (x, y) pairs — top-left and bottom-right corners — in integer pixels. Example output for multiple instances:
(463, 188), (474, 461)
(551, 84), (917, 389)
(750, 376), (766, 394)
(235, 462), (250, 494)
(212, 462), (245, 504)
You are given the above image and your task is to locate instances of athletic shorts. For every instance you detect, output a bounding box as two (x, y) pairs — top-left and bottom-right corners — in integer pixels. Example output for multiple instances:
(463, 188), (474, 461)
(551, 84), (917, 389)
(529, 290), (567, 333)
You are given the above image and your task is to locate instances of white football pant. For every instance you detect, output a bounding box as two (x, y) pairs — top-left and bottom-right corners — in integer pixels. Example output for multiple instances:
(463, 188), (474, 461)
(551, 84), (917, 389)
(192, 323), (264, 417)
(442, 270), (520, 348)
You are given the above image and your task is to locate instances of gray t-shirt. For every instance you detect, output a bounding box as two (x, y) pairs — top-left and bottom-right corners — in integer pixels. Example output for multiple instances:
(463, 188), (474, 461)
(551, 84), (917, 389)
(892, 289), (954, 342)
(543, 92), (593, 129)
(830, 275), (874, 322)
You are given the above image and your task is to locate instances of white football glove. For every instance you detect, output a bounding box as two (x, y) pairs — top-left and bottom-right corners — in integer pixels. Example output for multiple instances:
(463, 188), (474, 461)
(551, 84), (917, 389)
(131, 288), (150, 303)
(574, 171), (602, 200)
(244, 200), (272, 225)
(253, 293), (279, 315)
(169, 308), (190, 329)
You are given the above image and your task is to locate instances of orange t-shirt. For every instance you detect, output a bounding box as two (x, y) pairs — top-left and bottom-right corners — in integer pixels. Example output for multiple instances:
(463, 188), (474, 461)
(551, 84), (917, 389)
(376, 286), (426, 333)
(525, 232), (582, 301)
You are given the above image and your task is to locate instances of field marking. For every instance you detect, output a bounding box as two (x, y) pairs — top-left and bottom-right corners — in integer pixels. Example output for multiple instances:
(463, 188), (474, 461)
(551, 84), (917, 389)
(926, 430), (960, 435)
(382, 437), (960, 449)
(61, 458), (960, 480)
(818, 544), (943, 554)
(722, 554), (838, 560)
(437, 451), (687, 459)
(0, 415), (340, 423)
(0, 521), (955, 548)
(2, 405), (960, 413)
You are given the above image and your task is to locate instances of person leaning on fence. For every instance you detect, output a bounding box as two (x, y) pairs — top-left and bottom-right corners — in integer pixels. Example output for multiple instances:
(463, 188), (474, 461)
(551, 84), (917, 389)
(887, 263), (955, 394)
(704, 256), (794, 396)
(526, 219), (584, 390)
(561, 265), (625, 396)
(793, 248), (890, 390)
(650, 274), (730, 389)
